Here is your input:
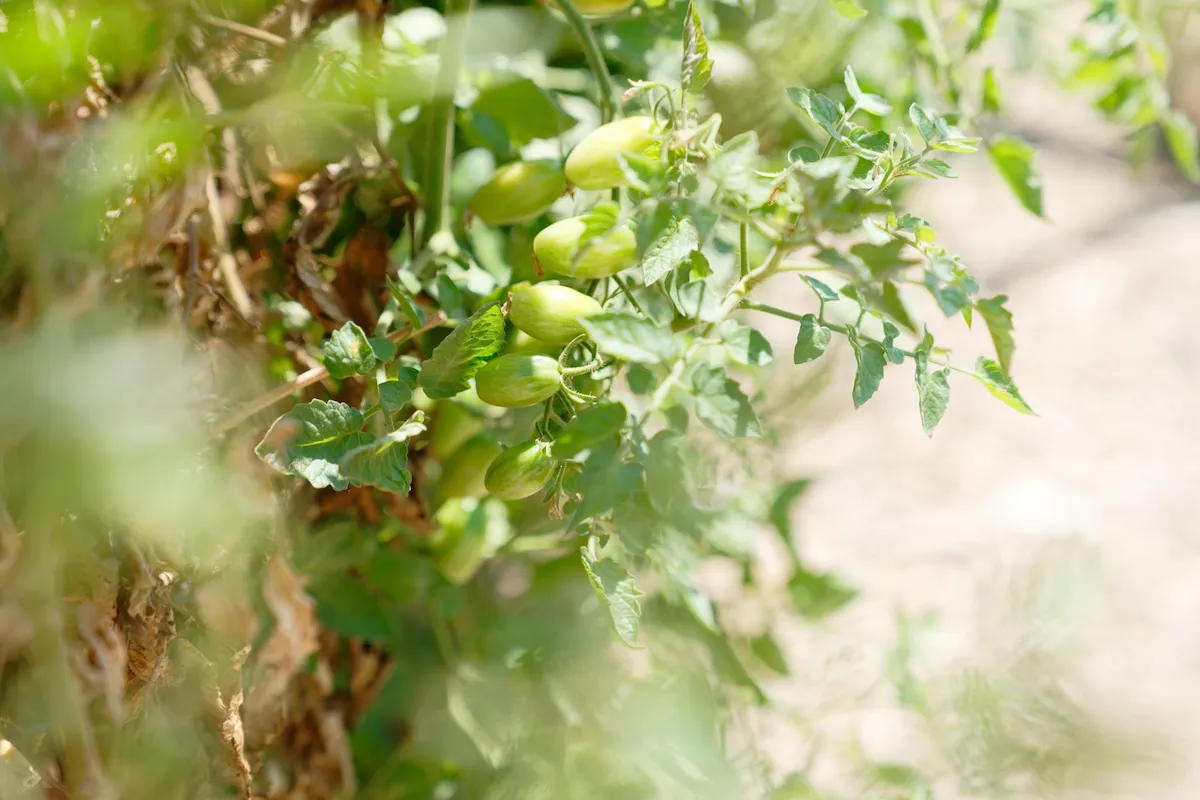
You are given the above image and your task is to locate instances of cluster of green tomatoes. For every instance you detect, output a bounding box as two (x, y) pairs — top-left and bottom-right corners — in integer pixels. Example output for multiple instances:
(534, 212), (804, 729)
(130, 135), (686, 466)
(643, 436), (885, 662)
(420, 114), (658, 581)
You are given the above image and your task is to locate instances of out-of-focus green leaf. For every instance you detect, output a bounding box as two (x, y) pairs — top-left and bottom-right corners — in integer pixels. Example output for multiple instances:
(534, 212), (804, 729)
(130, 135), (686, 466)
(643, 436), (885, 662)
(581, 548), (644, 648)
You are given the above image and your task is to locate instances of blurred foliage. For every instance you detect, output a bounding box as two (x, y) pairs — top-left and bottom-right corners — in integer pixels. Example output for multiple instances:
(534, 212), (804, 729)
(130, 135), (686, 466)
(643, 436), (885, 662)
(0, 0), (1195, 798)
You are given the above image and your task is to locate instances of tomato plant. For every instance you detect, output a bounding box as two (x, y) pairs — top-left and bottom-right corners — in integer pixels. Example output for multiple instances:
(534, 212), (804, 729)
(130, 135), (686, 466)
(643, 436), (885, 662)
(0, 0), (1196, 798)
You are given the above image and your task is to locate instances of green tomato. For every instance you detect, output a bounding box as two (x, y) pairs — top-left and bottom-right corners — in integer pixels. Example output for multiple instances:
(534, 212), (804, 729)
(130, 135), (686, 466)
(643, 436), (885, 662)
(509, 283), (603, 344)
(428, 400), (486, 459)
(469, 160), (567, 226)
(506, 329), (564, 358)
(437, 435), (503, 501)
(484, 440), (556, 500)
(565, 116), (657, 191)
(533, 217), (638, 279)
(475, 354), (563, 408)
(571, 0), (637, 16)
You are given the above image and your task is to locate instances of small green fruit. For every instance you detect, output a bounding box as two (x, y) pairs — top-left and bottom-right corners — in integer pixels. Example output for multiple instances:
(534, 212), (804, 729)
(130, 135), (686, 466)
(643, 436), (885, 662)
(475, 354), (563, 407)
(533, 217), (638, 279)
(571, 0), (637, 16)
(484, 440), (556, 500)
(437, 435), (503, 501)
(506, 329), (563, 358)
(509, 283), (603, 344)
(470, 161), (567, 226)
(428, 400), (486, 459)
(565, 116), (657, 190)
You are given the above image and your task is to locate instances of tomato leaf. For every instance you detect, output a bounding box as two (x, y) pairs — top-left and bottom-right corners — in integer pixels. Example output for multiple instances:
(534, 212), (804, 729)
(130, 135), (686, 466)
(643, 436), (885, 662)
(788, 567), (857, 619)
(418, 303), (506, 399)
(987, 135), (1044, 217)
(323, 321), (378, 379)
(681, 0), (712, 95)
(552, 402), (627, 459)
(974, 357), (1035, 414)
(581, 548), (644, 649)
(689, 363), (763, 438)
(641, 213), (698, 285)
(843, 65), (891, 116)
(338, 412), (426, 494)
(849, 335), (887, 408)
(828, 0), (867, 19)
(977, 294), (1015, 374)
(751, 634), (789, 675)
(793, 313), (832, 364)
(255, 400), (372, 490)
(966, 0), (1001, 53)
(1162, 109), (1200, 183)
(581, 312), (680, 364)
(914, 332), (950, 436)
(719, 320), (774, 367)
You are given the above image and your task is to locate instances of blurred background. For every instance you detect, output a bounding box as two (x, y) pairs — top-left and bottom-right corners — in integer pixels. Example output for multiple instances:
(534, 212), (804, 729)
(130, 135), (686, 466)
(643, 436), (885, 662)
(2, 0), (1199, 797)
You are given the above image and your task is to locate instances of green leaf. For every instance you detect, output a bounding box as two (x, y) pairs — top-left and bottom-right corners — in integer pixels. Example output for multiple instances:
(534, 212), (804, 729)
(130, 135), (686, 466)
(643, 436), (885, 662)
(367, 336), (398, 363)
(719, 320), (774, 367)
(311, 574), (393, 640)
(843, 65), (891, 116)
(641, 214), (699, 285)
(751, 634), (789, 675)
(982, 67), (1002, 113)
(914, 333), (950, 436)
(793, 313), (832, 364)
(966, 0), (1001, 53)
(581, 548), (644, 648)
(578, 201), (621, 247)
(472, 75), (576, 148)
(850, 336), (887, 408)
(387, 276), (426, 328)
(768, 478), (812, 544)
(418, 303), (506, 399)
(552, 402), (627, 458)
(879, 281), (916, 331)
(788, 567), (857, 619)
(801, 274), (840, 302)
(681, 0), (713, 95)
(974, 357), (1035, 414)
(987, 135), (1044, 217)
(616, 153), (667, 195)
(786, 87), (841, 137)
(881, 321), (905, 364)
(568, 439), (642, 528)
(711, 131), (772, 207)
(829, 0), (867, 19)
(379, 366), (419, 414)
(909, 103), (981, 152)
(977, 294), (1015, 374)
(323, 321), (378, 379)
(1162, 109), (1200, 182)
(908, 103), (938, 144)
(689, 363), (763, 438)
(916, 158), (957, 178)
(255, 399), (371, 490)
(339, 413), (426, 494)
(581, 312), (680, 364)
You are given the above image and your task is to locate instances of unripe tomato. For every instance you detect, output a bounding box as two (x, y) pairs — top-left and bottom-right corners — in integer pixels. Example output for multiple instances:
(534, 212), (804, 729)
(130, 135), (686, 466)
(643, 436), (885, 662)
(432, 498), (483, 584)
(509, 283), (603, 344)
(484, 440), (556, 500)
(565, 116), (657, 190)
(475, 354), (563, 407)
(428, 400), (486, 459)
(437, 435), (503, 501)
(506, 329), (564, 358)
(469, 161), (567, 226)
(571, 0), (637, 17)
(533, 217), (638, 279)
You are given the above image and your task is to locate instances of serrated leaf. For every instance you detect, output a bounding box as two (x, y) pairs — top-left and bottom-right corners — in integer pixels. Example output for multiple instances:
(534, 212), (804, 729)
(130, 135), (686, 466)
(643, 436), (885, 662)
(793, 314), (832, 364)
(908, 103), (938, 144)
(418, 303), (506, 399)
(552, 402), (627, 458)
(913, 336), (950, 436)
(689, 363), (762, 438)
(786, 87), (841, 137)
(843, 65), (891, 115)
(829, 0), (867, 18)
(916, 158), (957, 178)
(568, 442), (642, 528)
(641, 214), (699, 285)
(1162, 109), (1200, 182)
(881, 321), (905, 364)
(324, 321), (378, 379)
(751, 634), (789, 675)
(339, 412), (426, 494)
(255, 399), (371, 490)
(711, 131), (772, 207)
(581, 548), (644, 648)
(850, 336), (887, 408)
(987, 135), (1044, 217)
(966, 0), (1001, 52)
(581, 312), (680, 364)
(802, 274), (840, 302)
(788, 567), (857, 619)
(681, 0), (713, 94)
(977, 294), (1015, 374)
(974, 357), (1034, 414)
(719, 320), (774, 367)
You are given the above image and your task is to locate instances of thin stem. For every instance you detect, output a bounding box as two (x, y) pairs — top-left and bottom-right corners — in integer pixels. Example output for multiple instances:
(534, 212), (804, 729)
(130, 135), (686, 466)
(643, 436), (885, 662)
(212, 312), (448, 435)
(198, 13), (287, 46)
(555, 0), (616, 123)
(612, 274), (646, 315)
(204, 173), (254, 321)
(420, 0), (476, 250)
(738, 221), (750, 278)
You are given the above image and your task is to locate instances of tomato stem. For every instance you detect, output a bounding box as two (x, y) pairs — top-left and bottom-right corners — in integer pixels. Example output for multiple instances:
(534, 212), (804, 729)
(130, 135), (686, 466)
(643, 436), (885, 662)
(555, 0), (617, 123)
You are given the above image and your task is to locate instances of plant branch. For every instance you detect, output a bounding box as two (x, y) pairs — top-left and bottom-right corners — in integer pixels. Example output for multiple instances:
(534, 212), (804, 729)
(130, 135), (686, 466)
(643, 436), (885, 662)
(420, 0), (476, 250)
(203, 173), (254, 320)
(211, 312), (447, 435)
(198, 13), (288, 46)
(555, 0), (616, 123)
